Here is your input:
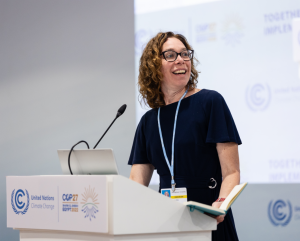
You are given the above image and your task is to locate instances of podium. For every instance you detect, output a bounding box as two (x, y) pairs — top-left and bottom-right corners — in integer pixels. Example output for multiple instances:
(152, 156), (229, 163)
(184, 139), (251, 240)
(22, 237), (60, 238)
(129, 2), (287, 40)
(7, 175), (216, 241)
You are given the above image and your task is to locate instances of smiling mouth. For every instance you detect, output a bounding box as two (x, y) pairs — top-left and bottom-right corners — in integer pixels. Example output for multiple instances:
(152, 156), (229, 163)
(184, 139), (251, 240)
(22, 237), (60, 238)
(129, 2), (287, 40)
(173, 70), (186, 75)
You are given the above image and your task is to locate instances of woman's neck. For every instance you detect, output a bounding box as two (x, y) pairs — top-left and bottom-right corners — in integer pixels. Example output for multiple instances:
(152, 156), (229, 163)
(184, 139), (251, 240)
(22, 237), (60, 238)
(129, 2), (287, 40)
(162, 86), (201, 105)
(162, 86), (187, 105)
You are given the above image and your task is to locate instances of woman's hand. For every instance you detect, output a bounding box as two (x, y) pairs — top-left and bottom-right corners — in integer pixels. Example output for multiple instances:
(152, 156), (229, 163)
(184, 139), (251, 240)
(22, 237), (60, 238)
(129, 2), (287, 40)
(211, 201), (225, 224)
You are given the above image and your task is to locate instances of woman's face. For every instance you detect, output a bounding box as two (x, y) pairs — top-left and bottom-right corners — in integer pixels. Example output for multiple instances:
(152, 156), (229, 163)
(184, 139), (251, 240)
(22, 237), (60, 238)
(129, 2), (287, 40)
(161, 37), (192, 90)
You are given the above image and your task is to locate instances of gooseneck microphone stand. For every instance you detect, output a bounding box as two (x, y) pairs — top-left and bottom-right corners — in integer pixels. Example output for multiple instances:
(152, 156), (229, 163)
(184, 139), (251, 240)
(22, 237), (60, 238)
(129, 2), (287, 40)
(67, 104), (127, 175)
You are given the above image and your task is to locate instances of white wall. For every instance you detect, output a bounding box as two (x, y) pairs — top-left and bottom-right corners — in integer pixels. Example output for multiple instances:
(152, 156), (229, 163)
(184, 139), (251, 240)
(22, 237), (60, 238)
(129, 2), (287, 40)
(0, 1), (135, 240)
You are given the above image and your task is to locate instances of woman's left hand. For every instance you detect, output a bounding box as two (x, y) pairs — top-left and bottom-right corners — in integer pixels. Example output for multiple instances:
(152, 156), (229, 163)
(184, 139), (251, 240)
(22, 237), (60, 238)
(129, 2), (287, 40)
(212, 201), (225, 224)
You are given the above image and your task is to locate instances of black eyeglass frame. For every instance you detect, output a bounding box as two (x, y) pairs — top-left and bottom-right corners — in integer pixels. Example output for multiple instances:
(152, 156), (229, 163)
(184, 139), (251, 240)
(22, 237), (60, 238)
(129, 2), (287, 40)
(161, 49), (194, 62)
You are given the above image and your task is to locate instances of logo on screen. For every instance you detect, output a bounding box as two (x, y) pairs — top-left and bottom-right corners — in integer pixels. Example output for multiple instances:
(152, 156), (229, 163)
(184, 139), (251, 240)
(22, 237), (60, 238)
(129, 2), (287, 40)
(81, 186), (99, 221)
(195, 23), (217, 43)
(135, 29), (152, 56)
(11, 189), (30, 215)
(246, 83), (271, 111)
(221, 14), (243, 47)
(268, 200), (292, 226)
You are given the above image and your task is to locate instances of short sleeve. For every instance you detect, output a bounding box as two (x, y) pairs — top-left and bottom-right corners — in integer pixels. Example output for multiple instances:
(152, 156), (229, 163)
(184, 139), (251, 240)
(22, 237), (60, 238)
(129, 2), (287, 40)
(128, 115), (151, 165)
(203, 91), (242, 145)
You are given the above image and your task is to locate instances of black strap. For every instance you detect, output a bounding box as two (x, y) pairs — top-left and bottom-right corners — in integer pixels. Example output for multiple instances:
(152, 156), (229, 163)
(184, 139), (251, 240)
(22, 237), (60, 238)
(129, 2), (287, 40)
(68, 141), (89, 175)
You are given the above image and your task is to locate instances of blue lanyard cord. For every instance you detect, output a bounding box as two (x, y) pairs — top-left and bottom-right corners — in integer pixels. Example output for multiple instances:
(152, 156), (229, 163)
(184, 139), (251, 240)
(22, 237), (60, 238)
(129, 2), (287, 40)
(157, 87), (189, 192)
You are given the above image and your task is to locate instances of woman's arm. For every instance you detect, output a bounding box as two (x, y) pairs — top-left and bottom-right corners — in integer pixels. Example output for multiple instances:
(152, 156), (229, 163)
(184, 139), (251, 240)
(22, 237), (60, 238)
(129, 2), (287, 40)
(217, 142), (240, 197)
(212, 142), (240, 224)
(129, 164), (155, 186)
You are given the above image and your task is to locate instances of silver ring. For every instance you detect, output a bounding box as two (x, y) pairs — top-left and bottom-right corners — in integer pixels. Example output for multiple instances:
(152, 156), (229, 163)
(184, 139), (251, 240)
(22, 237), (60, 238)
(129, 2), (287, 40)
(209, 178), (217, 189)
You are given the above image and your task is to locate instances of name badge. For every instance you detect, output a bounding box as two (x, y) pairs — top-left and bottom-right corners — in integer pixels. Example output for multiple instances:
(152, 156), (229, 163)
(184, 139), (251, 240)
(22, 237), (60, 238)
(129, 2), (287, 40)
(161, 187), (187, 203)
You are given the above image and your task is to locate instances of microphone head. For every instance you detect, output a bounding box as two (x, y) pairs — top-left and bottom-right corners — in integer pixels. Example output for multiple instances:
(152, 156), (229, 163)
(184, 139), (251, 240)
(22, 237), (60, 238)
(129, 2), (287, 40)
(116, 104), (127, 118)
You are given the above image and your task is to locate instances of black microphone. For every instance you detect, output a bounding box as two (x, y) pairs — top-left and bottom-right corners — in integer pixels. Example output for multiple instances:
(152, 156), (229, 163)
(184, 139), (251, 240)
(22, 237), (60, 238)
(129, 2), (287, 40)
(93, 104), (127, 149)
(116, 104), (127, 118)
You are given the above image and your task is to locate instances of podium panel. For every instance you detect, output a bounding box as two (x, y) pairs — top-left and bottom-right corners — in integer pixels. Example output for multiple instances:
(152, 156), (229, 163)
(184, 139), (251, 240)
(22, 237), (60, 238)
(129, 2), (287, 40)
(7, 175), (216, 240)
(107, 176), (216, 235)
(7, 175), (108, 233)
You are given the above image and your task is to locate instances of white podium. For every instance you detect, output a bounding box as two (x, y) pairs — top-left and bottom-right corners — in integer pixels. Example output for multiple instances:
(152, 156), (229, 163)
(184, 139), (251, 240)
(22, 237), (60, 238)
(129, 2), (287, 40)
(7, 175), (216, 241)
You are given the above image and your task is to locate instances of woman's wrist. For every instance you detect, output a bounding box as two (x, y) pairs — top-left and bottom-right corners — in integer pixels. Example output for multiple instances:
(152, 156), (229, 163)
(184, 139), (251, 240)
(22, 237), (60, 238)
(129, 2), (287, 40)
(215, 197), (226, 202)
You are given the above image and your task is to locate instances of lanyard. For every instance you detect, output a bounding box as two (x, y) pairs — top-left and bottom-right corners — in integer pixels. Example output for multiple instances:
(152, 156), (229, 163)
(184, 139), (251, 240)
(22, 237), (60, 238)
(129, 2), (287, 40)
(157, 88), (188, 192)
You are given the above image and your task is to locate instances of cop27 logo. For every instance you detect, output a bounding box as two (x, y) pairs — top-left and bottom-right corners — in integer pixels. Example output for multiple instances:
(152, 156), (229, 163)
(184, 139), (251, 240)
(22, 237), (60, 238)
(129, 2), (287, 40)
(268, 200), (292, 226)
(246, 83), (271, 111)
(81, 186), (99, 221)
(11, 189), (30, 215)
(221, 14), (244, 47)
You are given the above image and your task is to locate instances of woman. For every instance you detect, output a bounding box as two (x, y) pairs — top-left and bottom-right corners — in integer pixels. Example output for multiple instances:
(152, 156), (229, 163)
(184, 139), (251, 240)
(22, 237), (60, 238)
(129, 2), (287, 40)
(128, 32), (241, 241)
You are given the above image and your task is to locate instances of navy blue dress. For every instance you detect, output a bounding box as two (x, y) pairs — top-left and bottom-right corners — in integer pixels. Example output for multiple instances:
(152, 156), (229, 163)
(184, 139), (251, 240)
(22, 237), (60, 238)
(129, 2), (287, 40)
(128, 89), (242, 241)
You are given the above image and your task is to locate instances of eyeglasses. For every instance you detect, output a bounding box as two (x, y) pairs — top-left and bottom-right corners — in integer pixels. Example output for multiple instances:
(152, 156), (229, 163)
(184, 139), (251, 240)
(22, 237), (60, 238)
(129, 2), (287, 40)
(161, 50), (194, 62)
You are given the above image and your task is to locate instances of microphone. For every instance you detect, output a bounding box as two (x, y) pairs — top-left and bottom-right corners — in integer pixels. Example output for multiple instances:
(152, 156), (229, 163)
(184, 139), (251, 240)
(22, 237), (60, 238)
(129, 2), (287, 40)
(116, 104), (127, 118)
(68, 104), (127, 175)
(93, 104), (127, 149)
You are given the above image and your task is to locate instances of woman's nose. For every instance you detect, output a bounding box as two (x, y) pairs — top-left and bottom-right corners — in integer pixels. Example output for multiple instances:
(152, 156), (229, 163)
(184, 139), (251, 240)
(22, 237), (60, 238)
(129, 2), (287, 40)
(175, 54), (184, 64)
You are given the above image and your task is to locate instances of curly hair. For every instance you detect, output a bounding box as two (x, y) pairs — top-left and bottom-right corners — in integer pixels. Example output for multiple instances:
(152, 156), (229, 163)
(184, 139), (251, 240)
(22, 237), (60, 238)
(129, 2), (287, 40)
(138, 32), (199, 109)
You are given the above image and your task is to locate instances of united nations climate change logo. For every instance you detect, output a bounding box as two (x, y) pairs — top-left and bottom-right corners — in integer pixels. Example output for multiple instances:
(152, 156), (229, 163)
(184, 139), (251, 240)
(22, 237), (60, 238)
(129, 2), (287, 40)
(81, 186), (99, 221)
(246, 83), (271, 111)
(268, 200), (292, 226)
(11, 189), (30, 215)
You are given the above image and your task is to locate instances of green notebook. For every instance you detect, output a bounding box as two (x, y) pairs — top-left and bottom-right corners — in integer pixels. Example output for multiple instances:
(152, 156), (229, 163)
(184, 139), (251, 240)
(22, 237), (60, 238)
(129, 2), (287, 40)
(184, 182), (248, 216)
